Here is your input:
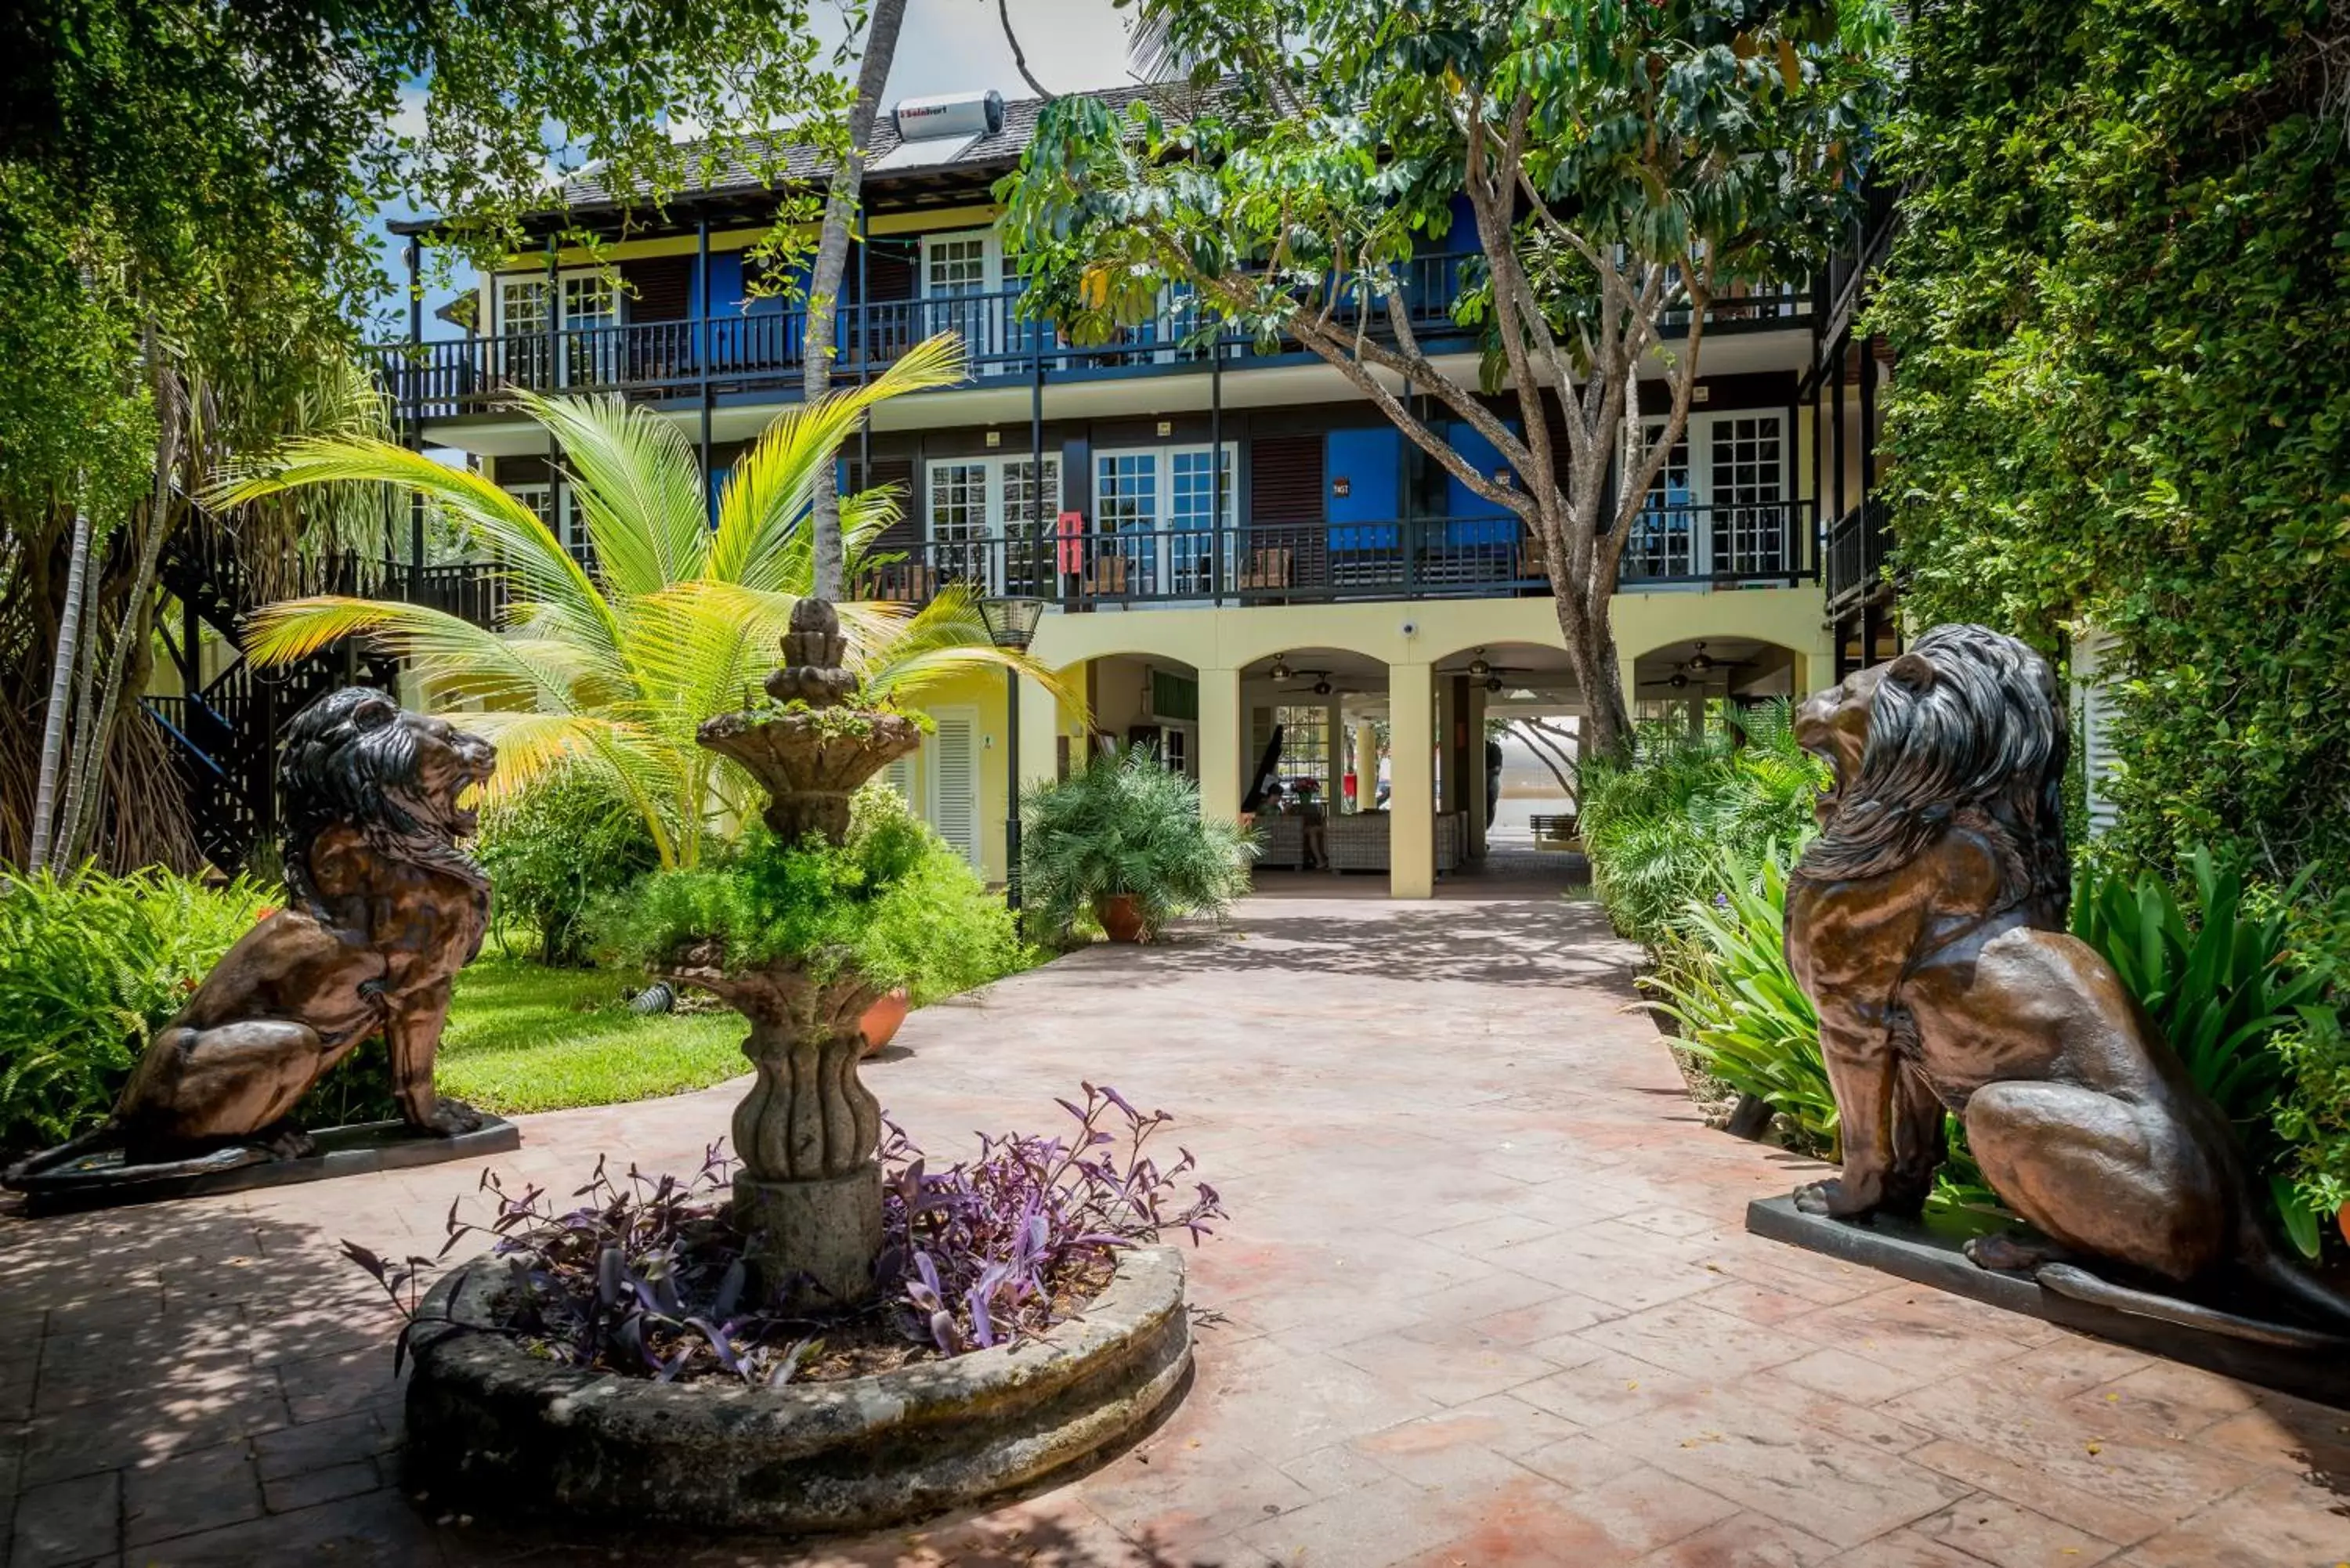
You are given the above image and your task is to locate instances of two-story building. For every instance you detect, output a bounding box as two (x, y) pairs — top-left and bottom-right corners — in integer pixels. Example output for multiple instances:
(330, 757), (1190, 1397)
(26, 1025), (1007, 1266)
(369, 84), (1898, 898)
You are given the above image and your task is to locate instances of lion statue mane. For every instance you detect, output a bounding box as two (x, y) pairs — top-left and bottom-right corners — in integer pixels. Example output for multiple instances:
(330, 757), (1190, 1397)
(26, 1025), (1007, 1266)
(1784, 624), (2350, 1340)
(6, 688), (497, 1184)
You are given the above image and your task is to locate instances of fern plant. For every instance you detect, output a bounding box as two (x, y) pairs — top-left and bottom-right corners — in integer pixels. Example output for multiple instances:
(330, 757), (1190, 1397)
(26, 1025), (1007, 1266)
(1019, 748), (1256, 941)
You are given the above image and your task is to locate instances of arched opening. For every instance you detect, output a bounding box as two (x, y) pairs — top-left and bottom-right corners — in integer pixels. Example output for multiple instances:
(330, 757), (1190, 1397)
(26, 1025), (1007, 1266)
(1430, 641), (1590, 887)
(1064, 651), (1205, 782)
(1628, 636), (1805, 742)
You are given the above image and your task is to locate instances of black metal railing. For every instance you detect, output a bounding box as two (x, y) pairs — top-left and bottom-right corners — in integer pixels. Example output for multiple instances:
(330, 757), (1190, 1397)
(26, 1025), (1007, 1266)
(851, 502), (1814, 610)
(367, 258), (1813, 421)
(1824, 497), (1892, 610)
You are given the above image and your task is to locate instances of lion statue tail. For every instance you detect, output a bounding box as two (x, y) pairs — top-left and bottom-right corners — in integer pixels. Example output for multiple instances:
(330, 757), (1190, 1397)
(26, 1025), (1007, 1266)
(2, 1119), (125, 1188)
(2031, 1226), (2350, 1351)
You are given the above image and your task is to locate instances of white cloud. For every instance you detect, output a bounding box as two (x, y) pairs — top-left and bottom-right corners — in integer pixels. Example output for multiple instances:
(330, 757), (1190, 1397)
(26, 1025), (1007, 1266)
(880, 0), (1138, 102)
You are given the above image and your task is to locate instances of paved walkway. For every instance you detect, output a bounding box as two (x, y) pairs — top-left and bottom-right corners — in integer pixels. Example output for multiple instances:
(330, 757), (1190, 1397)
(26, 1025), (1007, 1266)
(4, 894), (2347, 1567)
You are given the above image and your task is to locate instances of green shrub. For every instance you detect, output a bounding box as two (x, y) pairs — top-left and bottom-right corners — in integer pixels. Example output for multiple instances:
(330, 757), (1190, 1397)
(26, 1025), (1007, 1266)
(476, 764), (664, 966)
(1578, 703), (1824, 950)
(590, 781), (1032, 1000)
(2070, 851), (2336, 1255)
(0, 866), (271, 1153)
(1019, 746), (1256, 941)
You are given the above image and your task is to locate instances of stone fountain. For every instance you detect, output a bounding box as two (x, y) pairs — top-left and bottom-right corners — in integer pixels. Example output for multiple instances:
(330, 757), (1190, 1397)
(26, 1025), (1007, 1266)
(401, 599), (1195, 1532)
(671, 598), (921, 1305)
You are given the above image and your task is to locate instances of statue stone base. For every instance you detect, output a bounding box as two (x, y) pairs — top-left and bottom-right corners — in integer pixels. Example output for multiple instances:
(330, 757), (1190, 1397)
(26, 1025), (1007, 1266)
(6, 1115), (521, 1217)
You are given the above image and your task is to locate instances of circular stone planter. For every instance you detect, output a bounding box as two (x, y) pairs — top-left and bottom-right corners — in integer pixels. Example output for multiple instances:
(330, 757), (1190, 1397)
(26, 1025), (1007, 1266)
(403, 1245), (1191, 1533)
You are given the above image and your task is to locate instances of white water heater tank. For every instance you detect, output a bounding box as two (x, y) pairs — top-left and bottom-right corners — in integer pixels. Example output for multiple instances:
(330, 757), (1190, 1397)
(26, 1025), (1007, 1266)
(892, 91), (1007, 143)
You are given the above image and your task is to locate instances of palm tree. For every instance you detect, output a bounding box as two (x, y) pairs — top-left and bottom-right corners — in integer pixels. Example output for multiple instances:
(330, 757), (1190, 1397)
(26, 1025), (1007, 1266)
(219, 335), (1068, 869)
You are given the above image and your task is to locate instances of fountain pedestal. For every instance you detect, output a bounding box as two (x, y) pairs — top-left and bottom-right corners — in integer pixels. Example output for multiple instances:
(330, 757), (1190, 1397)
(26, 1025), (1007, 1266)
(677, 600), (921, 1306)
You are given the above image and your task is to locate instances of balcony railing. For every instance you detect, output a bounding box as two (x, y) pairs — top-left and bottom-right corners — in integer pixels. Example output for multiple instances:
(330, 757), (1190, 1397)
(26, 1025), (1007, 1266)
(367, 261), (1812, 421)
(851, 502), (1815, 610)
(1824, 497), (1892, 611)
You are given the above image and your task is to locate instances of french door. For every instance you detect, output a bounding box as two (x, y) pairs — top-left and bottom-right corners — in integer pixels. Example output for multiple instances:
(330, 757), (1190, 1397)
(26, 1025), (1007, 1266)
(495, 270), (618, 389)
(1634, 412), (1788, 578)
(921, 233), (1001, 361)
(925, 454), (1061, 594)
(1092, 446), (1235, 598)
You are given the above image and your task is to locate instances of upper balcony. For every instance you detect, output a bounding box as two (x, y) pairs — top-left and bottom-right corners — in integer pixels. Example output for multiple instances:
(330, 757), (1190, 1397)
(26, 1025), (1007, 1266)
(365, 259), (1816, 425)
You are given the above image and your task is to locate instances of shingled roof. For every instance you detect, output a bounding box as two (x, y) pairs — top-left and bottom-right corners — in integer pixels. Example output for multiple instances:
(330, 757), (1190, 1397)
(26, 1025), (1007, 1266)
(551, 80), (1191, 213)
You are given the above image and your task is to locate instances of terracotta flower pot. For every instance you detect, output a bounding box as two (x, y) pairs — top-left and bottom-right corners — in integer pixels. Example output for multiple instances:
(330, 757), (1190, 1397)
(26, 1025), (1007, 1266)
(859, 986), (911, 1056)
(1094, 893), (1148, 945)
(2339, 1205), (2350, 1250)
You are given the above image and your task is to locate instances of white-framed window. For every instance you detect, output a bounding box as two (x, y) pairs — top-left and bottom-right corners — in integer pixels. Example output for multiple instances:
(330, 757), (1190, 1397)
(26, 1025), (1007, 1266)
(494, 269), (620, 388)
(924, 453), (1062, 595)
(1632, 411), (1788, 579)
(1090, 444), (1235, 598)
(920, 231), (1003, 359)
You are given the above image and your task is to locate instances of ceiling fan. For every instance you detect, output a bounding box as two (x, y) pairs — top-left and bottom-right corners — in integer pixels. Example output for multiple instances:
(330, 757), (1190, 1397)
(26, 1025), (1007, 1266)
(1639, 663), (1702, 691)
(1683, 641), (1755, 676)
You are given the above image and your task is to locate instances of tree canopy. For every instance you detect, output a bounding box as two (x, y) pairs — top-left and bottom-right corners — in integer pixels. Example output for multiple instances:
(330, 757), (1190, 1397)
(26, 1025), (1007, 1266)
(998, 0), (1889, 755)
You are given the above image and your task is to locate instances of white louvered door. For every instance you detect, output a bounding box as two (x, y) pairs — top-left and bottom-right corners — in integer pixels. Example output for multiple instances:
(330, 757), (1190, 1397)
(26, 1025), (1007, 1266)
(927, 708), (982, 870)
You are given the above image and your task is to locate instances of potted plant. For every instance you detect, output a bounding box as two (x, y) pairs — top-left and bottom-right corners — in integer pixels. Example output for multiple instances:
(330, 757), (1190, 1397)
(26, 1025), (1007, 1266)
(1021, 747), (1256, 944)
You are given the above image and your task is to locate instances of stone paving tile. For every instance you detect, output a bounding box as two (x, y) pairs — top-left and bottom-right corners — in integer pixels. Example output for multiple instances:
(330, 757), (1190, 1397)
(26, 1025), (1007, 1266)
(2110, 1469), (2350, 1568)
(10, 1469), (119, 1568)
(3, 892), (2343, 1568)
(1904, 1494), (2124, 1566)
(1598, 1386), (1970, 1549)
(121, 1438), (263, 1547)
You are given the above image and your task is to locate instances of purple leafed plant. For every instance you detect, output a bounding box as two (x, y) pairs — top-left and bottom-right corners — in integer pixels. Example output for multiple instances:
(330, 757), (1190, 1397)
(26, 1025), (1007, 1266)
(342, 1084), (1223, 1385)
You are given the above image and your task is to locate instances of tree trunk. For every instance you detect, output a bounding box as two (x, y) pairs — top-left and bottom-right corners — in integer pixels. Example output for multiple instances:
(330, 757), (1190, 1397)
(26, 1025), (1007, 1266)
(27, 508), (92, 873)
(803, 0), (909, 602)
(60, 341), (182, 865)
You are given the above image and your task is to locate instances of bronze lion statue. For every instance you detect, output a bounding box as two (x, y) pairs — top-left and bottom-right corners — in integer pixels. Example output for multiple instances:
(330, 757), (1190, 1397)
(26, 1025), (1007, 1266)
(10, 688), (496, 1180)
(1787, 624), (2350, 1338)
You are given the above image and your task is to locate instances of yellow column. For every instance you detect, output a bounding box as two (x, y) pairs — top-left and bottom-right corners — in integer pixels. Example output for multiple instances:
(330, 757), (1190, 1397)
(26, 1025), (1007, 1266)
(1466, 679), (1489, 859)
(1197, 667), (1244, 823)
(1353, 719), (1379, 812)
(1018, 670), (1060, 793)
(1388, 663), (1435, 898)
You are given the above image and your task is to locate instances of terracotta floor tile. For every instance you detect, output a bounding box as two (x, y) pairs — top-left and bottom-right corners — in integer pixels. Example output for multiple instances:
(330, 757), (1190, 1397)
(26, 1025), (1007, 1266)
(3, 893), (2334, 1567)
(1906, 1494), (2123, 1566)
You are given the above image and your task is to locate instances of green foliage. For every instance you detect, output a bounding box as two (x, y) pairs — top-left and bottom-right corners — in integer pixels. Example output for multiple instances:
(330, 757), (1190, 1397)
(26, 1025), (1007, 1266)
(1, 0), (856, 518)
(0, 865), (267, 1151)
(2070, 851), (2337, 1255)
(1019, 748), (1256, 941)
(476, 764), (664, 966)
(1577, 702), (1824, 949)
(2273, 1006), (2350, 1226)
(591, 781), (1032, 999)
(1870, 0), (2350, 940)
(1646, 851), (1836, 1152)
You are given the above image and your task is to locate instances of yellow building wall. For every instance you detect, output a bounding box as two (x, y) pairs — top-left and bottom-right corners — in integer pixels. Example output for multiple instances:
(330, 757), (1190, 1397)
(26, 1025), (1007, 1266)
(891, 586), (1832, 891)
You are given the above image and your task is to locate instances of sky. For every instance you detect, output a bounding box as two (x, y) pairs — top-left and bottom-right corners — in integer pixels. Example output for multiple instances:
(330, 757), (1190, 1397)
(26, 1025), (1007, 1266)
(372, 0), (1143, 341)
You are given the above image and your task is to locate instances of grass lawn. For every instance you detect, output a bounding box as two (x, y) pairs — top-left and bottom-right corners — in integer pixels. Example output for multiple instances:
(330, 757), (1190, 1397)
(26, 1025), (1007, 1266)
(435, 956), (748, 1115)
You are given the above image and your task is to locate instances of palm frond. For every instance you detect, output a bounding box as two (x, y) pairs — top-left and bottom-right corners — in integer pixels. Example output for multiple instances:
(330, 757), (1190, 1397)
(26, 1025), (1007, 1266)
(508, 390), (710, 596)
(212, 434), (627, 663)
(707, 334), (967, 589)
(244, 598), (592, 714)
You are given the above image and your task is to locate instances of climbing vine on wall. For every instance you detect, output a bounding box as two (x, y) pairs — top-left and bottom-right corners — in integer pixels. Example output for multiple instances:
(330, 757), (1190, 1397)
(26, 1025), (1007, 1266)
(1869, 0), (2350, 940)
